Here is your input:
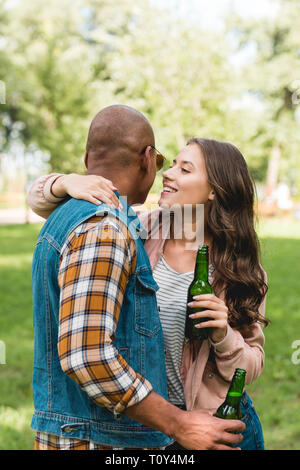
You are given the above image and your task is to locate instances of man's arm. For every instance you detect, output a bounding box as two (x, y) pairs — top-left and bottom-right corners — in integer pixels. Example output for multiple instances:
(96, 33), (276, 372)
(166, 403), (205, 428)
(125, 391), (245, 450)
(58, 215), (152, 416)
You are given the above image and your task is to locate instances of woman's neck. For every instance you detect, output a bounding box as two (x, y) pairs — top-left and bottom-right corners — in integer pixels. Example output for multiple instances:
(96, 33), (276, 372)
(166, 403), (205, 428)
(168, 214), (211, 251)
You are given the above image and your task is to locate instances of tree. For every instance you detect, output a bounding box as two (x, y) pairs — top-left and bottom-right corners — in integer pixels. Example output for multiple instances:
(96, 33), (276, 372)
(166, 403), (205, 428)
(1, 0), (99, 173)
(1, 0), (242, 178)
(4, 0), (287, 193)
(226, 0), (300, 196)
(103, 9), (247, 189)
(1, 0), (171, 173)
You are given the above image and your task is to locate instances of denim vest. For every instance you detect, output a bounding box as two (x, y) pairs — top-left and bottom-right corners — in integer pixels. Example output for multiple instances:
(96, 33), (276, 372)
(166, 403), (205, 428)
(31, 196), (172, 448)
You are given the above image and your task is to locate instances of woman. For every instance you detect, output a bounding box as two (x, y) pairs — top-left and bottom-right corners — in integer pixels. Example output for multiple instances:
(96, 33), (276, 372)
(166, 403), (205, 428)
(27, 138), (268, 450)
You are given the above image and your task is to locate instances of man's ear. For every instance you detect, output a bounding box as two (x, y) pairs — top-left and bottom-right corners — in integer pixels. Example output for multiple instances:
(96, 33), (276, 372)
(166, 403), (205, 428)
(84, 151), (88, 169)
(139, 146), (152, 172)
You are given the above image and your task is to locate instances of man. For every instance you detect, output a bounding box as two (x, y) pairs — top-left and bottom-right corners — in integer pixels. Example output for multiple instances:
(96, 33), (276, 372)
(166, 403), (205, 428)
(30, 105), (245, 450)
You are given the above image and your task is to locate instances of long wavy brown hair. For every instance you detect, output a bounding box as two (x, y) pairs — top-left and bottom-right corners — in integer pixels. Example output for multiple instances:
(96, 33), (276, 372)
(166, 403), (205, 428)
(187, 137), (269, 328)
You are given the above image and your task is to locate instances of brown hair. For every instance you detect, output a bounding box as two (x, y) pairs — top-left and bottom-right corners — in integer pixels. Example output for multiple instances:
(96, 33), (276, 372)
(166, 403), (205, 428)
(187, 138), (269, 328)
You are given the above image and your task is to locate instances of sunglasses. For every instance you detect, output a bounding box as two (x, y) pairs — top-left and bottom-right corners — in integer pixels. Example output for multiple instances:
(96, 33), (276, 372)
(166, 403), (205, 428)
(141, 145), (166, 172)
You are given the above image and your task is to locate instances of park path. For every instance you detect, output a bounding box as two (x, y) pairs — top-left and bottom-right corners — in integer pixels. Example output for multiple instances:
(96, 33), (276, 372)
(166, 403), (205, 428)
(0, 208), (44, 225)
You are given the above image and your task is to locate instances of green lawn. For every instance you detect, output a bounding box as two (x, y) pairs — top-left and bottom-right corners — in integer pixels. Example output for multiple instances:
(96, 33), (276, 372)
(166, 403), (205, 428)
(0, 219), (300, 450)
(0, 224), (40, 450)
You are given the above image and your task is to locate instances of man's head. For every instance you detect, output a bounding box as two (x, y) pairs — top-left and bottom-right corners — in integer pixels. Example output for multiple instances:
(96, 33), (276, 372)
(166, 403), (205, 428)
(84, 105), (157, 205)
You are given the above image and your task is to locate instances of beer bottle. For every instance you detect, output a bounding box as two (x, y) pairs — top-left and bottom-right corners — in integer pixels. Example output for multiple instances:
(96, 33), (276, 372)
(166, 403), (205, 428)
(214, 368), (246, 420)
(185, 245), (212, 340)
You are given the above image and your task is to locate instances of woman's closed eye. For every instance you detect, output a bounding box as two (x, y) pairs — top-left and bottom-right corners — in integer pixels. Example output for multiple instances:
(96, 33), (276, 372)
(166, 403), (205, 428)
(167, 164), (190, 173)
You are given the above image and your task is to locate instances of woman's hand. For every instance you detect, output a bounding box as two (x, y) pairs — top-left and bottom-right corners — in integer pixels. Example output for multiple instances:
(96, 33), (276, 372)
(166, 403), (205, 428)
(187, 294), (228, 343)
(52, 174), (121, 209)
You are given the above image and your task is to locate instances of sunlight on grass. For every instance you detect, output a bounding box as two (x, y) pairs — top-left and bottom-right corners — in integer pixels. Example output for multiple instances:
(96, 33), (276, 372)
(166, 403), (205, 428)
(0, 254), (33, 268)
(0, 405), (35, 450)
(256, 216), (300, 239)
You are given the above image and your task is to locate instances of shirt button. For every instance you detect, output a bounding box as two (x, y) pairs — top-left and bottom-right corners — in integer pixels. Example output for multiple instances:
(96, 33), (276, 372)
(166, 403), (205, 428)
(208, 373), (214, 379)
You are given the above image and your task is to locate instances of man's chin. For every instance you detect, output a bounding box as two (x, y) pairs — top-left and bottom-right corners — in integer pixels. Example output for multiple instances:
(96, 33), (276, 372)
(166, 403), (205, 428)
(132, 193), (149, 207)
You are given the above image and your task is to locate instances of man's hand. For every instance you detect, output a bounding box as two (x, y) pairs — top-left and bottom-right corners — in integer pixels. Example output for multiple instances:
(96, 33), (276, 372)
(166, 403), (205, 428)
(173, 409), (245, 450)
(125, 391), (245, 450)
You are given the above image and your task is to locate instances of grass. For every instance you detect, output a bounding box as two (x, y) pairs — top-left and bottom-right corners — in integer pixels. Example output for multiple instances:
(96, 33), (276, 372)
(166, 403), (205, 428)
(0, 218), (300, 450)
(0, 224), (40, 450)
(247, 236), (300, 449)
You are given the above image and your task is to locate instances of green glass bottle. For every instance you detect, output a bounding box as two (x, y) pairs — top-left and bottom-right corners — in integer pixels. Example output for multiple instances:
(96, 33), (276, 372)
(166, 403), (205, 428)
(214, 368), (246, 420)
(185, 245), (212, 340)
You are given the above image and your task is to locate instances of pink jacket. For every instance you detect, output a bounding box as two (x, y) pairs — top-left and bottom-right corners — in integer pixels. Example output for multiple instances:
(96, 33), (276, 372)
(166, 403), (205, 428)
(27, 174), (268, 411)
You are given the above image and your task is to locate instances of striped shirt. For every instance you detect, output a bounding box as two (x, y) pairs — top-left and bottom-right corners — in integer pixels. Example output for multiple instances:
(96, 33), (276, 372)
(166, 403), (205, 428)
(35, 214), (154, 450)
(153, 255), (214, 406)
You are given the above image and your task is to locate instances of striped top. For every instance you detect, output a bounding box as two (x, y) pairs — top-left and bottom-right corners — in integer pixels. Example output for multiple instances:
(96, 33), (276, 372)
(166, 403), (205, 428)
(153, 255), (214, 406)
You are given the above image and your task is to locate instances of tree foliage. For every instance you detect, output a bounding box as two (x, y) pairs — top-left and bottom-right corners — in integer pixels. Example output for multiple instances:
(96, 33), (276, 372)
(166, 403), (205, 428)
(226, 0), (300, 191)
(0, 0), (298, 192)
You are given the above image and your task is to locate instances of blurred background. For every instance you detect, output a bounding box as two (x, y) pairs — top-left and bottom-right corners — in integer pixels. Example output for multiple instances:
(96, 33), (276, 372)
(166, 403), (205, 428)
(0, 0), (299, 450)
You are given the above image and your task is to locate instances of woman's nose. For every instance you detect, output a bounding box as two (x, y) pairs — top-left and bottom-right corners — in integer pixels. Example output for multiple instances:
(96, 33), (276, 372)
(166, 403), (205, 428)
(162, 166), (174, 179)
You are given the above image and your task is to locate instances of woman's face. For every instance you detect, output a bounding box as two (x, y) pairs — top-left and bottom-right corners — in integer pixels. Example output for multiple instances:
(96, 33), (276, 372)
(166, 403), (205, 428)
(158, 144), (215, 209)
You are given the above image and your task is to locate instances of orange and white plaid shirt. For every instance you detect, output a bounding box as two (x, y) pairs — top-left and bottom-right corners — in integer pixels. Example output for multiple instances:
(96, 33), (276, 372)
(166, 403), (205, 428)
(35, 214), (154, 450)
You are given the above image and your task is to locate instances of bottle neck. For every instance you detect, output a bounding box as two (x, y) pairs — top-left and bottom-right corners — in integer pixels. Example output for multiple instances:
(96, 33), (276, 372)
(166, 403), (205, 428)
(194, 245), (209, 281)
(225, 369), (246, 405)
(225, 392), (243, 408)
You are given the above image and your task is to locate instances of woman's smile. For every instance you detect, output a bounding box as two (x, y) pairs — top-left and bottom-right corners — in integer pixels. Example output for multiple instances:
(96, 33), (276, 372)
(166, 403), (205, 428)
(158, 144), (214, 208)
(161, 183), (178, 195)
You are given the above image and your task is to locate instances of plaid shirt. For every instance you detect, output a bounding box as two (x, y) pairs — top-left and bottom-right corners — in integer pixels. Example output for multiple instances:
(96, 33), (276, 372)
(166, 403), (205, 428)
(34, 432), (158, 450)
(35, 214), (153, 450)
